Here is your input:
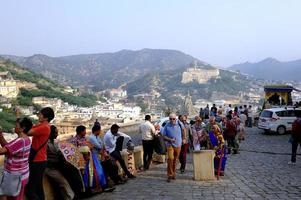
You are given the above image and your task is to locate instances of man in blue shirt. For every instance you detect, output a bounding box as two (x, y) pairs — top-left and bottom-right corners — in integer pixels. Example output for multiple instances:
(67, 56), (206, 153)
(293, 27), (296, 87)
(162, 113), (185, 182)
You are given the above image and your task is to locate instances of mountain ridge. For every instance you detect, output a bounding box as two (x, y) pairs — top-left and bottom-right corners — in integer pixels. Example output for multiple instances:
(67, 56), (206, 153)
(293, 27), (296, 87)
(229, 57), (301, 81)
(1, 49), (254, 108)
(1, 49), (200, 90)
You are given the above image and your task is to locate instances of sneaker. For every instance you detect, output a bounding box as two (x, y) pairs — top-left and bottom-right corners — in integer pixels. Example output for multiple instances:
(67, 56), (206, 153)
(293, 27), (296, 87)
(288, 161), (296, 165)
(180, 169), (185, 174)
(166, 177), (171, 182)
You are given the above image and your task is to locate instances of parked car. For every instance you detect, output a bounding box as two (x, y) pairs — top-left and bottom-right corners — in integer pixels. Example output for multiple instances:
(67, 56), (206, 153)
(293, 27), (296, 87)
(258, 107), (301, 134)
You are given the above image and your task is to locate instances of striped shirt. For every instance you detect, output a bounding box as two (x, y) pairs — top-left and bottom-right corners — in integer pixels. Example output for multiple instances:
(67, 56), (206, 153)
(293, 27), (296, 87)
(4, 137), (31, 181)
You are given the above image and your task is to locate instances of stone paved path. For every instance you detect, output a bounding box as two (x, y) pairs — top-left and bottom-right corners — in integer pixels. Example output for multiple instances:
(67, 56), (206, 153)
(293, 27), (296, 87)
(87, 128), (301, 200)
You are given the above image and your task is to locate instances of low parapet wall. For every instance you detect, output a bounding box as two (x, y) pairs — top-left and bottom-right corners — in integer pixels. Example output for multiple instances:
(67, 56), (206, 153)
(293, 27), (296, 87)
(22, 145), (143, 200)
(0, 120), (142, 171)
(57, 121), (141, 141)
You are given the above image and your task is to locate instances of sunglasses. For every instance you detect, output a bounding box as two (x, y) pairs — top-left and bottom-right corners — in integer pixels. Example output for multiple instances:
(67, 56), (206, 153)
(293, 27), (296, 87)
(169, 118), (176, 120)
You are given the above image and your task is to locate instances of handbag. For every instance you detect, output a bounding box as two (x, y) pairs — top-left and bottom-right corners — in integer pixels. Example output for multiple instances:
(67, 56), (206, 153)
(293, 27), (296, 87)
(0, 138), (25, 196)
(0, 171), (22, 196)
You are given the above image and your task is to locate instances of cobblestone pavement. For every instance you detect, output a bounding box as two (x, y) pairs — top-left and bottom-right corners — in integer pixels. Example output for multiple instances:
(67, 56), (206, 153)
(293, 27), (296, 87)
(87, 128), (301, 200)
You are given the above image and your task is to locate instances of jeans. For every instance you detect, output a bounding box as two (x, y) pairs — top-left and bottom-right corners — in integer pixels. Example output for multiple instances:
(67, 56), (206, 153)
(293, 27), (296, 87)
(110, 150), (132, 177)
(142, 140), (154, 169)
(167, 146), (181, 178)
(179, 143), (189, 170)
(291, 139), (301, 162)
(25, 161), (47, 200)
(101, 158), (121, 183)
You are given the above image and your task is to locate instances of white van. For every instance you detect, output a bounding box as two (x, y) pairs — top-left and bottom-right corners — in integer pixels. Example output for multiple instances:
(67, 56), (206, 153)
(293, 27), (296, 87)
(258, 107), (301, 134)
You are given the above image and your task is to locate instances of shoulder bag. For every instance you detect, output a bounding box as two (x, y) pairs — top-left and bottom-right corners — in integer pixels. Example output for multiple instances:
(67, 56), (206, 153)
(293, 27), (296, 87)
(29, 138), (48, 164)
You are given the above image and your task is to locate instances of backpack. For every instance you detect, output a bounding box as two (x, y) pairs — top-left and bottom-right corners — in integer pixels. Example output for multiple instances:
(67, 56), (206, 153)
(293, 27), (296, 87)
(178, 120), (186, 140)
(177, 120), (185, 130)
(292, 118), (301, 136)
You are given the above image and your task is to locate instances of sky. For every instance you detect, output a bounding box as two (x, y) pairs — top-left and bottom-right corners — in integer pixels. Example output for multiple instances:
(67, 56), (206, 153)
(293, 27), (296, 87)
(1, 0), (301, 67)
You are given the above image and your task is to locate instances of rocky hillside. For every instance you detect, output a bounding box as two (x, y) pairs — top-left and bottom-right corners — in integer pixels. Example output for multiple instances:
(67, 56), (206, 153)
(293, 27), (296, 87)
(126, 62), (252, 107)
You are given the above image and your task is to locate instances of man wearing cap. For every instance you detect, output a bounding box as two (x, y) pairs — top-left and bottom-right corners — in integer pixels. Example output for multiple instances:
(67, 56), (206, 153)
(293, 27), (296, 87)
(104, 124), (136, 179)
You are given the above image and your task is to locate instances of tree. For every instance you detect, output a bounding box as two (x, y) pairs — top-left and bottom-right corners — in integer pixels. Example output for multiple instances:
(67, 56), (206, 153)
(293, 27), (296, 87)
(0, 108), (17, 132)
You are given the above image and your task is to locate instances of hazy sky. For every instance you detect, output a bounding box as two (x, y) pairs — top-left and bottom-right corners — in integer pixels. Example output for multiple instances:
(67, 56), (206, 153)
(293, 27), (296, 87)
(1, 0), (301, 66)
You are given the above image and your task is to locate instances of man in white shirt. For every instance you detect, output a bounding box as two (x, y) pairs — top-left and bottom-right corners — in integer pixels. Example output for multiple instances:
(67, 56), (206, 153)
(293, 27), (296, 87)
(239, 112), (247, 127)
(139, 115), (157, 170)
(226, 104), (232, 115)
(104, 124), (136, 179)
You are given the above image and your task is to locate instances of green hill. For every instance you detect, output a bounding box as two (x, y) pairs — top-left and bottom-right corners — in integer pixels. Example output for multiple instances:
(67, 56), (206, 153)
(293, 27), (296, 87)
(0, 59), (98, 131)
(0, 59), (97, 107)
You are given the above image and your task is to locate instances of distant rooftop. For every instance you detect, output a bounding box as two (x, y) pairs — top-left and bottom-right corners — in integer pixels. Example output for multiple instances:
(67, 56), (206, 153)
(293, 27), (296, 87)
(0, 71), (9, 76)
(0, 71), (13, 80)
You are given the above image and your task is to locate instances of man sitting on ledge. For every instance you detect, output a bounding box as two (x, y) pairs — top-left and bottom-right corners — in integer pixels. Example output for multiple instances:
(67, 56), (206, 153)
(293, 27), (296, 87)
(104, 124), (136, 179)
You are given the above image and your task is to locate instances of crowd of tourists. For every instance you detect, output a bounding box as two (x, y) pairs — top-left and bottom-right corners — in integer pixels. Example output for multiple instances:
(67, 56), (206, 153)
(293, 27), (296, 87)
(1, 103), (300, 199)
(0, 107), (136, 200)
(138, 104), (253, 183)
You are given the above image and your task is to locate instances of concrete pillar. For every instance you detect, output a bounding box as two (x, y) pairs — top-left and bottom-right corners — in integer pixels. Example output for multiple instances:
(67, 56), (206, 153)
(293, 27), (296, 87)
(121, 149), (137, 176)
(193, 150), (215, 181)
(133, 146), (143, 170)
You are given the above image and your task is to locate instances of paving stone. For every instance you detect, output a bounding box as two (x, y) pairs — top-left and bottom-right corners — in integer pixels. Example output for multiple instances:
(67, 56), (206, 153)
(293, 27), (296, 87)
(87, 128), (301, 200)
